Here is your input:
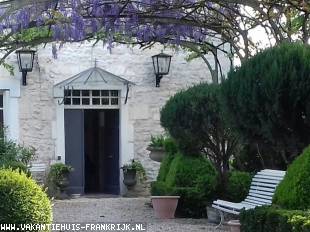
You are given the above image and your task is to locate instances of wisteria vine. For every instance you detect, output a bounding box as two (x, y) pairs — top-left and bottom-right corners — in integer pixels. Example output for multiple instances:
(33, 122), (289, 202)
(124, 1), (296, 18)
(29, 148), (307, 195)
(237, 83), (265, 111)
(0, 0), (220, 46)
(0, 0), (309, 69)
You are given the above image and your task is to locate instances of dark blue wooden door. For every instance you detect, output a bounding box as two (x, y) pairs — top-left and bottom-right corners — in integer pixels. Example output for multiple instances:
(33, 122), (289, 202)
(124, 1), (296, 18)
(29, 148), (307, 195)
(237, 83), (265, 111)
(103, 110), (120, 194)
(64, 109), (84, 194)
(65, 108), (119, 195)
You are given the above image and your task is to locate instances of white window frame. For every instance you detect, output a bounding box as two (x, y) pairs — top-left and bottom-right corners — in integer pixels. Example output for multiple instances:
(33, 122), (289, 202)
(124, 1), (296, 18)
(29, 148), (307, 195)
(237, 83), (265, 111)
(64, 89), (120, 109)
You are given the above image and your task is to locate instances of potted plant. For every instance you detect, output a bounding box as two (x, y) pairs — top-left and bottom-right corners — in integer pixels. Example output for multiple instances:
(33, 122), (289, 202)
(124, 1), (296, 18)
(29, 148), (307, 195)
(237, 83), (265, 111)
(147, 135), (166, 162)
(150, 181), (180, 219)
(121, 159), (146, 189)
(47, 163), (73, 199)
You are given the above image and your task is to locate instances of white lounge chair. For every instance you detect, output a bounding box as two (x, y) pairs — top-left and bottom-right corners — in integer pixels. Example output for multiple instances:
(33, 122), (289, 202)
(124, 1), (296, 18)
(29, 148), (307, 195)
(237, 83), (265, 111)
(212, 169), (286, 226)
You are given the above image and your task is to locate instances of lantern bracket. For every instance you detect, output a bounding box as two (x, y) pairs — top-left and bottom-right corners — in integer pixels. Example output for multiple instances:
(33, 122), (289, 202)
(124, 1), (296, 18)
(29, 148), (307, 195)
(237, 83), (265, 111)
(156, 74), (163, 87)
(22, 70), (28, 86)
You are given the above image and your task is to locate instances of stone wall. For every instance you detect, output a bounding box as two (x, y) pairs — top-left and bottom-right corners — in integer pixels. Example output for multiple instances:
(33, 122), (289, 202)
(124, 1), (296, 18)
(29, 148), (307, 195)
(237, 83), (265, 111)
(2, 42), (231, 182)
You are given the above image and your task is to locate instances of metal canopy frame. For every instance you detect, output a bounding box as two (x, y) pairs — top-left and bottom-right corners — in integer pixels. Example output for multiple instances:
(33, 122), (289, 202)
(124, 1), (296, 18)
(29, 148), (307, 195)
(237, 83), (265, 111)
(55, 65), (135, 105)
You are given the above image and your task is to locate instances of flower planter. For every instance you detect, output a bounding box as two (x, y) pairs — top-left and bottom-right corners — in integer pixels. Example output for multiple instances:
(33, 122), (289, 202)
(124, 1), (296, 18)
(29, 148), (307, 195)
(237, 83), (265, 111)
(147, 147), (165, 162)
(227, 220), (241, 232)
(151, 196), (180, 219)
(206, 206), (220, 224)
(123, 168), (137, 188)
(55, 174), (70, 199)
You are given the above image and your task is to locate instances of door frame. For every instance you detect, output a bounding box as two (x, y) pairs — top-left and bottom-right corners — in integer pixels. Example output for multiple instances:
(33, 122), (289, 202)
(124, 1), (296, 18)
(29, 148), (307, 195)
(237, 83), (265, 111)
(54, 85), (134, 195)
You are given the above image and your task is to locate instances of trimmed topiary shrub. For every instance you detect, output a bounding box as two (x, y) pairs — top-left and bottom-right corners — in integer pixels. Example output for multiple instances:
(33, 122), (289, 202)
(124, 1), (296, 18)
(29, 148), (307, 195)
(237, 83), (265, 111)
(150, 181), (175, 196)
(240, 206), (310, 232)
(160, 83), (239, 185)
(224, 171), (252, 202)
(273, 145), (310, 210)
(222, 43), (310, 166)
(156, 152), (175, 182)
(152, 153), (218, 218)
(163, 137), (178, 155)
(0, 169), (52, 226)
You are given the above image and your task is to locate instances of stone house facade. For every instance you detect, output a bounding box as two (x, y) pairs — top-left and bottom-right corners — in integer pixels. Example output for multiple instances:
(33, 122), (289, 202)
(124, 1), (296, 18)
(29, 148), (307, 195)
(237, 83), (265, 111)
(0, 42), (230, 195)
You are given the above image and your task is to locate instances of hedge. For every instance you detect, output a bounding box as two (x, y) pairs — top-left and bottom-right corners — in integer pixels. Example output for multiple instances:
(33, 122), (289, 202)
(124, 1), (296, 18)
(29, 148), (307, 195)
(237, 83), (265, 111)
(151, 153), (218, 218)
(240, 206), (310, 232)
(273, 145), (310, 210)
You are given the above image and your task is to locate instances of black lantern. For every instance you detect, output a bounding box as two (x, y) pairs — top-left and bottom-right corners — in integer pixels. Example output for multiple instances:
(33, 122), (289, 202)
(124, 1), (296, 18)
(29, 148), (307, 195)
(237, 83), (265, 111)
(16, 49), (36, 86)
(152, 52), (172, 87)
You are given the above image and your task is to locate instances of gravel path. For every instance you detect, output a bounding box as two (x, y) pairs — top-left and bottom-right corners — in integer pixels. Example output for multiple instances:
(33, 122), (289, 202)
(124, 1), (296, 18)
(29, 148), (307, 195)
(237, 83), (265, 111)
(53, 197), (229, 232)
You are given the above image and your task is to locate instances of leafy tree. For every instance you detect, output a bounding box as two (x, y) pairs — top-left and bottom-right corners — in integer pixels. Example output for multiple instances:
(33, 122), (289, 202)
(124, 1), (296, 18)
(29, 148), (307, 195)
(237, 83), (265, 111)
(160, 83), (239, 183)
(0, 1), (309, 82)
(222, 43), (310, 166)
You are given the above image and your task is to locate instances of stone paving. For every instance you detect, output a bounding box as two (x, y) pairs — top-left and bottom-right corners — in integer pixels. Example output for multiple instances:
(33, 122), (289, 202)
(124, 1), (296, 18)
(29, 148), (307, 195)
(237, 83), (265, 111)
(53, 197), (229, 232)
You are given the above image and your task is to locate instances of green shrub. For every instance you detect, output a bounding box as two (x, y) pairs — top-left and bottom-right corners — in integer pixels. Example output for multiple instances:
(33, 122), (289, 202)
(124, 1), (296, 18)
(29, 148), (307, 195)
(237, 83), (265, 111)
(222, 43), (310, 165)
(47, 163), (73, 198)
(240, 206), (310, 232)
(153, 153), (218, 218)
(273, 146), (310, 210)
(225, 171), (252, 202)
(48, 163), (73, 184)
(156, 152), (175, 182)
(150, 181), (175, 196)
(2, 160), (31, 176)
(163, 137), (178, 155)
(0, 128), (35, 174)
(160, 83), (239, 185)
(0, 130), (35, 166)
(174, 186), (206, 218)
(0, 169), (52, 227)
(155, 137), (177, 182)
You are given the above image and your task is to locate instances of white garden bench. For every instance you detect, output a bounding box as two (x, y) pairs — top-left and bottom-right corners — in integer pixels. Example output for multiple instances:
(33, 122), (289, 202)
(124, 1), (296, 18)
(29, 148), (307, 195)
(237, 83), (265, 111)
(29, 163), (47, 173)
(212, 169), (286, 226)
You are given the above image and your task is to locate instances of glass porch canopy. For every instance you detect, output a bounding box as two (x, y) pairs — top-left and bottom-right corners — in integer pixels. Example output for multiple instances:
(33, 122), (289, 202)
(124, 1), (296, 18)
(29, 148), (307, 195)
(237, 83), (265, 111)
(54, 66), (134, 88)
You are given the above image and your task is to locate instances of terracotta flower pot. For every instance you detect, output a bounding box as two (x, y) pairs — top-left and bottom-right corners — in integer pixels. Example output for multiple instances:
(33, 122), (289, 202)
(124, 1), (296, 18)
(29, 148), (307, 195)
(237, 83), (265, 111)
(151, 196), (180, 219)
(147, 147), (165, 162)
(227, 220), (241, 232)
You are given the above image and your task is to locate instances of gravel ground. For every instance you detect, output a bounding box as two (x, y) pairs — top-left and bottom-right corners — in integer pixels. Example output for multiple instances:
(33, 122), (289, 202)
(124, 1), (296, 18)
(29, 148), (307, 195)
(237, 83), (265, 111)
(53, 197), (229, 232)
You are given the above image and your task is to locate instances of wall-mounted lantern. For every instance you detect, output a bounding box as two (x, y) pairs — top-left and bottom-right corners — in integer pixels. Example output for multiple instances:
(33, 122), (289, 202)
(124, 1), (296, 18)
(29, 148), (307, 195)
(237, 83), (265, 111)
(152, 52), (172, 87)
(16, 49), (36, 86)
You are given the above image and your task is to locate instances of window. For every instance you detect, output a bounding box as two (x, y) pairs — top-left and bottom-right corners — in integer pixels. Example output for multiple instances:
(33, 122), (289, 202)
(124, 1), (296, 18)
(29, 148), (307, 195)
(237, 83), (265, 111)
(64, 90), (120, 107)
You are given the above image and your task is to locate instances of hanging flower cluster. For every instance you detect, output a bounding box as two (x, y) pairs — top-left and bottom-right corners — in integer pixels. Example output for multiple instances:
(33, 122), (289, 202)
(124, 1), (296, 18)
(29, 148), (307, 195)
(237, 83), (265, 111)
(0, 0), (225, 46)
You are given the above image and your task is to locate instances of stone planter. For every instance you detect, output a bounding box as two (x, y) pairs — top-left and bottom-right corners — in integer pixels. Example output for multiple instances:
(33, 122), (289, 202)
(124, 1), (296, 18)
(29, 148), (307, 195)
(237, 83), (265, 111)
(147, 147), (165, 162)
(123, 168), (137, 188)
(206, 206), (220, 224)
(227, 220), (241, 232)
(151, 196), (180, 219)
